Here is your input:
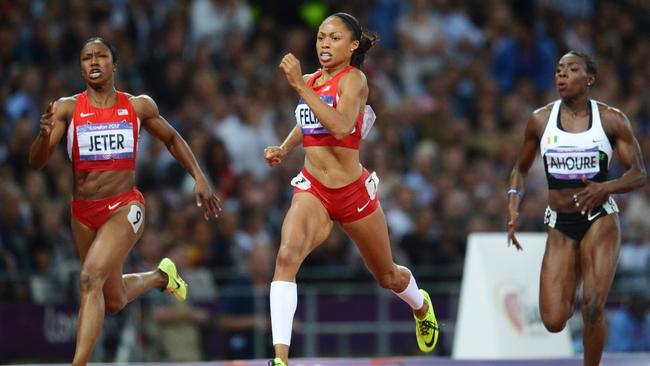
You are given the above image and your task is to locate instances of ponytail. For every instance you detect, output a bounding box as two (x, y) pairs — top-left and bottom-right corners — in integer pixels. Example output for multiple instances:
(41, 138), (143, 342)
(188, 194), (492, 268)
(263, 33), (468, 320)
(351, 30), (379, 68)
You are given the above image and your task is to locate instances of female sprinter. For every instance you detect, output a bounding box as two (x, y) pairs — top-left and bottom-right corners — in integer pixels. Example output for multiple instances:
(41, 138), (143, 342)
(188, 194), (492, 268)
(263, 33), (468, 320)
(29, 37), (221, 365)
(264, 13), (438, 366)
(507, 51), (646, 366)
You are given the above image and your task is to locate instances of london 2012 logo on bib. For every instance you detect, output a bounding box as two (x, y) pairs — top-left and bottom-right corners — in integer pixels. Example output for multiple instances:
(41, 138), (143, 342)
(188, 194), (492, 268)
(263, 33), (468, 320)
(76, 122), (134, 161)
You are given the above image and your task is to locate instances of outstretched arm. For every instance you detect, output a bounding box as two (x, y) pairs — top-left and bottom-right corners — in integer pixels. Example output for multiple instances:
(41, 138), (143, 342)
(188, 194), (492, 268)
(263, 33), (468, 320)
(134, 95), (221, 219)
(507, 113), (542, 250)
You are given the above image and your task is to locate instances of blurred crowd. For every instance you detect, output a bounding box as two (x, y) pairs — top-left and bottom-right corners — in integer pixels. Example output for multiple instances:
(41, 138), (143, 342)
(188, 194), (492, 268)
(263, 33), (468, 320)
(1, 0), (650, 360)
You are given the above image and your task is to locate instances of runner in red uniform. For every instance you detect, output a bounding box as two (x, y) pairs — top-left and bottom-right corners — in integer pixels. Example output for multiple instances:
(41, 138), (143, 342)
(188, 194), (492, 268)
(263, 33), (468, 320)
(264, 13), (438, 366)
(29, 37), (220, 366)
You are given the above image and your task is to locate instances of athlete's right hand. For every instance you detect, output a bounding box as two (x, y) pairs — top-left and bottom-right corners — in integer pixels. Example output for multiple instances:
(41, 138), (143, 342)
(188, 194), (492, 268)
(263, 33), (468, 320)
(507, 208), (523, 251)
(39, 102), (56, 138)
(279, 53), (304, 90)
(264, 146), (286, 167)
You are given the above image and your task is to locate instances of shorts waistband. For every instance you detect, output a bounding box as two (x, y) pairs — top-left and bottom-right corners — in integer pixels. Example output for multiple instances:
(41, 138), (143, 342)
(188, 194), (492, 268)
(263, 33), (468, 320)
(300, 167), (367, 193)
(545, 196), (619, 226)
(72, 187), (142, 204)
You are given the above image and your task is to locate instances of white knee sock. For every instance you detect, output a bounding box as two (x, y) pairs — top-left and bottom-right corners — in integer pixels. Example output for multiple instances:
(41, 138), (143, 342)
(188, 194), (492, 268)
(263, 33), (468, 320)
(392, 271), (424, 310)
(270, 281), (298, 346)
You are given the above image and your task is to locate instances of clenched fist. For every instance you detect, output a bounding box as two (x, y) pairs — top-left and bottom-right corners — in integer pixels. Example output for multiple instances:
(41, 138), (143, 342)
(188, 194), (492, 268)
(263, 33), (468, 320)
(264, 146), (287, 167)
(279, 53), (305, 90)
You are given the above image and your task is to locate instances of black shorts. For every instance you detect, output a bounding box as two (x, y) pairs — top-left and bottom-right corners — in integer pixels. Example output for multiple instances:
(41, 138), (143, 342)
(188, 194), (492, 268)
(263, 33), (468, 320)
(543, 196), (618, 242)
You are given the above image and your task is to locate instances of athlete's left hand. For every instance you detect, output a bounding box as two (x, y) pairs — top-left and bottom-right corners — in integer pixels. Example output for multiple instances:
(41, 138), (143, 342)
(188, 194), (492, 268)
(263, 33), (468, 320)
(573, 175), (609, 216)
(507, 207), (523, 251)
(279, 53), (304, 90)
(194, 177), (221, 220)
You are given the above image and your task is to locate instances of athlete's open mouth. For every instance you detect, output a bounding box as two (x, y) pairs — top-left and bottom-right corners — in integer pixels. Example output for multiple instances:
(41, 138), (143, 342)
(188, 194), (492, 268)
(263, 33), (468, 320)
(319, 52), (333, 62)
(89, 68), (102, 79)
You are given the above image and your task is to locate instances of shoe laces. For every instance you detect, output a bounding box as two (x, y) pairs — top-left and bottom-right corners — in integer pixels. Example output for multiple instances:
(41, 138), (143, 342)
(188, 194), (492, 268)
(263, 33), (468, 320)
(268, 360), (283, 366)
(418, 319), (438, 336)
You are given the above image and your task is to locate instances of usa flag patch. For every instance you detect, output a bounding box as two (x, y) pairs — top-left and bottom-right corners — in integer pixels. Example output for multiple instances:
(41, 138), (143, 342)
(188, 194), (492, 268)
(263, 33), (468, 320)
(118, 109), (128, 116)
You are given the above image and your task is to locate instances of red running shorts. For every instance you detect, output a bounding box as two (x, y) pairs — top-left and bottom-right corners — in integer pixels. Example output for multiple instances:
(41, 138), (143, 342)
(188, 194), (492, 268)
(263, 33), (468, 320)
(71, 187), (145, 231)
(292, 167), (380, 224)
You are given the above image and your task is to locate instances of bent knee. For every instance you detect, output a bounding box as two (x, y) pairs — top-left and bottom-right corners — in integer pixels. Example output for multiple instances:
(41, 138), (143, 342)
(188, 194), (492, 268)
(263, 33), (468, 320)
(276, 244), (305, 269)
(542, 316), (567, 333)
(540, 307), (569, 333)
(105, 296), (127, 315)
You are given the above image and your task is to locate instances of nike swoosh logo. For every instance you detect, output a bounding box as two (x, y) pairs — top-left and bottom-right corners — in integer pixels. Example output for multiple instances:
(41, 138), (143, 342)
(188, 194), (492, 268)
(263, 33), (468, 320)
(80, 112), (95, 117)
(425, 336), (435, 348)
(587, 211), (601, 221)
(357, 200), (371, 212)
(424, 322), (439, 348)
(592, 139), (603, 143)
(108, 202), (122, 210)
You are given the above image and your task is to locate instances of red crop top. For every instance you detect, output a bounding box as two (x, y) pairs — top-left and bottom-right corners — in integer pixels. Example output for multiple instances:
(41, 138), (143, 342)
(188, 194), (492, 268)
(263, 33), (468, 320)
(66, 91), (139, 172)
(296, 66), (375, 149)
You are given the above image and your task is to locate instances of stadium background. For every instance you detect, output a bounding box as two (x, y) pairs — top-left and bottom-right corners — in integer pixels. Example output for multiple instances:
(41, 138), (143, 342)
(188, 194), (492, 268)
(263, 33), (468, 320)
(1, 0), (649, 363)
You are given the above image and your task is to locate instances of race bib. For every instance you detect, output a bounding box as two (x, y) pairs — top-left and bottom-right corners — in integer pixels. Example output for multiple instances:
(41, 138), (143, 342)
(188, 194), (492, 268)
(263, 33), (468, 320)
(291, 172), (312, 190)
(296, 95), (334, 135)
(127, 205), (143, 233)
(77, 122), (134, 161)
(361, 105), (376, 139)
(545, 146), (600, 180)
(365, 171), (379, 200)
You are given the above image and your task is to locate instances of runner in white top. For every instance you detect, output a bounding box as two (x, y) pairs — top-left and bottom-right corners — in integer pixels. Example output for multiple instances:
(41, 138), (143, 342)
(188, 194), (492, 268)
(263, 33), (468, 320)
(507, 51), (646, 366)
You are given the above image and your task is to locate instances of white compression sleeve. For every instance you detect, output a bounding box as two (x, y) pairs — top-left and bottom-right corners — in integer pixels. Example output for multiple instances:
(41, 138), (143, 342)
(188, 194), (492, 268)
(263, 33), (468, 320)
(392, 270), (424, 310)
(270, 281), (298, 346)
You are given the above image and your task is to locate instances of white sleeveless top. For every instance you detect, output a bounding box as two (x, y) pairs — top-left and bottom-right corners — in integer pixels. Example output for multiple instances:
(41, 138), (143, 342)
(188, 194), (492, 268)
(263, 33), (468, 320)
(540, 99), (612, 189)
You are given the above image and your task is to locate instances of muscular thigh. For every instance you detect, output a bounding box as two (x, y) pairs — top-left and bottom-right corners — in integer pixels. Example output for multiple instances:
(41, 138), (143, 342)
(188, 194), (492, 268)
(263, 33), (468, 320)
(71, 218), (97, 262)
(580, 214), (620, 301)
(281, 193), (333, 258)
(84, 202), (145, 295)
(540, 228), (581, 309)
(341, 206), (393, 277)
